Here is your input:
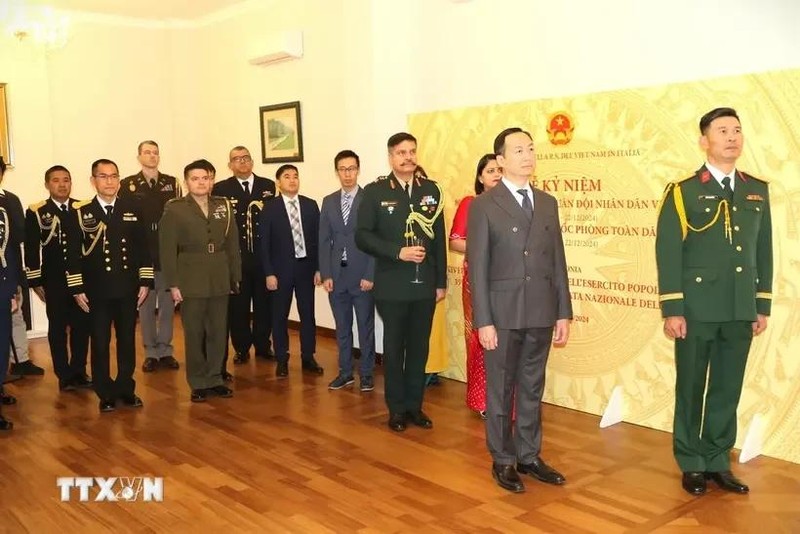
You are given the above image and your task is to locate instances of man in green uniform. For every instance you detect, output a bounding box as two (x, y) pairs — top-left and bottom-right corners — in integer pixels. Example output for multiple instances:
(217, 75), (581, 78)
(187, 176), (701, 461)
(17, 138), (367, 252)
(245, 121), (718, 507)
(159, 160), (241, 403)
(356, 132), (447, 433)
(656, 107), (772, 496)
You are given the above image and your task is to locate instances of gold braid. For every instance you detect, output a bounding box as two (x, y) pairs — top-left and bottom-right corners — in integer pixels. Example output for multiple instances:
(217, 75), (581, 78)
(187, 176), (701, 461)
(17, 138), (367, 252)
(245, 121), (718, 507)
(671, 183), (732, 244)
(0, 208), (8, 268)
(404, 182), (445, 242)
(246, 200), (263, 252)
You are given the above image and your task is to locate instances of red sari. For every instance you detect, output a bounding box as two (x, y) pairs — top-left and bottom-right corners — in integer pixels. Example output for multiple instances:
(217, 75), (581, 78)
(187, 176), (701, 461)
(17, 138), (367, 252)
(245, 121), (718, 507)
(450, 196), (486, 413)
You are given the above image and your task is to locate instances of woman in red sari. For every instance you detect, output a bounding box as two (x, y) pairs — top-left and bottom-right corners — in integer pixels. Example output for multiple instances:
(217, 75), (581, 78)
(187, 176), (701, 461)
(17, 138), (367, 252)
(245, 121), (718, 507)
(449, 154), (502, 418)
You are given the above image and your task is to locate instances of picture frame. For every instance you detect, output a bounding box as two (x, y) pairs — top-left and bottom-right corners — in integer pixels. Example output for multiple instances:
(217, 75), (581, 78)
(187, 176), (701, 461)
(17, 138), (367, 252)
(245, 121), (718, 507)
(0, 83), (13, 167)
(259, 100), (304, 164)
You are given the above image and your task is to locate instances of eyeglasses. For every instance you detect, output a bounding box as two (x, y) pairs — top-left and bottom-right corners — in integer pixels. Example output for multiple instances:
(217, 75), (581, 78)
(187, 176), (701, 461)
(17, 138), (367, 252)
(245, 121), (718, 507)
(337, 166), (359, 174)
(230, 156), (252, 163)
(93, 173), (120, 180)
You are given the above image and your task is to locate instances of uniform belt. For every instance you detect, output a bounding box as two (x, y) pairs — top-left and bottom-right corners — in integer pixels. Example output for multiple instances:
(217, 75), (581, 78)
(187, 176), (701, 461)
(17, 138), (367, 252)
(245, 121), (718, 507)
(179, 243), (224, 254)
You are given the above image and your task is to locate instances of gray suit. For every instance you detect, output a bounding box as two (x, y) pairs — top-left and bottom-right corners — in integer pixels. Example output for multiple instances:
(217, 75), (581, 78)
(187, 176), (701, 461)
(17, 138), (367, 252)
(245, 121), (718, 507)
(467, 182), (572, 465)
(319, 187), (376, 378)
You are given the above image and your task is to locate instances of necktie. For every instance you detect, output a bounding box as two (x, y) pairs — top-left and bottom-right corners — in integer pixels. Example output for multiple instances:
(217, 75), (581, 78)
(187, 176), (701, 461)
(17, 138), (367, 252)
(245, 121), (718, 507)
(404, 182), (410, 198)
(517, 189), (532, 221)
(242, 181), (250, 196)
(149, 178), (156, 189)
(104, 205), (114, 220)
(288, 199), (305, 257)
(341, 193), (352, 262)
(60, 204), (68, 214)
(721, 176), (733, 202)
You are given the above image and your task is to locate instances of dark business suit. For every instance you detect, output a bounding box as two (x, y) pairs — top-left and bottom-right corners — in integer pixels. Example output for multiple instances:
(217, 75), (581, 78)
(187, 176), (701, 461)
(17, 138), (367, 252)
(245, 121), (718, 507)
(212, 175), (275, 361)
(467, 182), (572, 466)
(65, 196), (154, 402)
(319, 187), (376, 378)
(259, 195), (319, 364)
(25, 198), (89, 385)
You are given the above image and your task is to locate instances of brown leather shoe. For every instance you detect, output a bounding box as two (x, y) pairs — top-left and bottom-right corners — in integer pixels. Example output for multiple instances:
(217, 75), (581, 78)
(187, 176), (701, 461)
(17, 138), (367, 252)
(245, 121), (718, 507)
(682, 472), (707, 495)
(705, 471), (748, 493)
(160, 356), (180, 370)
(517, 457), (566, 485)
(142, 358), (158, 373)
(493, 464), (525, 493)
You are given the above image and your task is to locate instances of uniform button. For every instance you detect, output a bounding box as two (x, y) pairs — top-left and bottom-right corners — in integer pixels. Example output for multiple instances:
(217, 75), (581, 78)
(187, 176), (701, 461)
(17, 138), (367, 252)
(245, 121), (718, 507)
(512, 227), (518, 233)
(63, 248), (67, 253)
(734, 225), (740, 231)
(523, 250), (529, 256)
(105, 266), (111, 272)
(736, 245), (742, 251)
(105, 258), (110, 263)
(695, 277), (702, 283)
(732, 206), (737, 212)
(121, 238), (126, 243)
(525, 275), (531, 281)
(123, 256), (127, 261)
(736, 266), (743, 273)
(756, 207), (761, 212)
(123, 266), (129, 270)
(705, 207), (711, 213)
(122, 248), (127, 252)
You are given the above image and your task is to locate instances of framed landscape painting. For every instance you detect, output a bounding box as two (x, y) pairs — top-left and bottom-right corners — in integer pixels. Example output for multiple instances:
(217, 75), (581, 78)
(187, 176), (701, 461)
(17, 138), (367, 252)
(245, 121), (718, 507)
(259, 101), (304, 164)
(0, 84), (13, 167)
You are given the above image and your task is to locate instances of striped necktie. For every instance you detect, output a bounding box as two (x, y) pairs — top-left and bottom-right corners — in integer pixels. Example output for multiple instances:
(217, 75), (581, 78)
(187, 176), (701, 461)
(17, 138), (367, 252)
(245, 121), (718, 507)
(288, 199), (305, 257)
(341, 192), (352, 261)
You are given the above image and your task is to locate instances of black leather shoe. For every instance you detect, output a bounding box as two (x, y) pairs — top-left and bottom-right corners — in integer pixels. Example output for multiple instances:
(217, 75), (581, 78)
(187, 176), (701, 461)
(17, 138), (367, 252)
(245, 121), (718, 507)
(705, 471), (749, 494)
(59, 379), (77, 392)
(221, 371), (234, 382)
(160, 356), (180, 370)
(681, 472), (707, 495)
(120, 395), (144, 408)
(256, 348), (275, 360)
(301, 359), (324, 375)
(10, 361), (45, 376)
(142, 358), (158, 373)
(405, 410), (433, 429)
(388, 413), (407, 432)
(0, 415), (12, 431)
(493, 464), (525, 493)
(99, 399), (116, 413)
(1, 392), (17, 405)
(73, 375), (93, 389)
(233, 352), (250, 365)
(517, 457), (566, 485)
(276, 362), (289, 378)
(208, 385), (233, 398)
(190, 390), (207, 403)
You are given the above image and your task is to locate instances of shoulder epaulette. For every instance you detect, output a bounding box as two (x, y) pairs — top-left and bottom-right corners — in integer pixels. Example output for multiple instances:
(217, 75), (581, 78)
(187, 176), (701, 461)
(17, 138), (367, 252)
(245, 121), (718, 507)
(165, 197), (180, 205)
(28, 200), (46, 212)
(374, 175), (387, 182)
(740, 170), (768, 184)
(73, 199), (92, 209)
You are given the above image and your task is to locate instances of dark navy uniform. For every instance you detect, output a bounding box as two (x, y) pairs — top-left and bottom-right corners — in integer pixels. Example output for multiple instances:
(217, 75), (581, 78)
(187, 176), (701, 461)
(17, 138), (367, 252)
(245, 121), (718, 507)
(212, 175), (276, 364)
(0, 193), (21, 424)
(25, 198), (89, 387)
(65, 196), (154, 403)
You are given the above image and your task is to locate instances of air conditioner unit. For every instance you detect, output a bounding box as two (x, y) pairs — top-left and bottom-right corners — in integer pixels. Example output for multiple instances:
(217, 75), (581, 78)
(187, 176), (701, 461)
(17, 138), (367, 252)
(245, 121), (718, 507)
(249, 30), (303, 66)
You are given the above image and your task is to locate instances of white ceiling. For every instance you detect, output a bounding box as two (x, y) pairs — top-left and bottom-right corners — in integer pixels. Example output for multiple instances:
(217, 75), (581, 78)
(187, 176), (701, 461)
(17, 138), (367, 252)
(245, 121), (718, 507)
(25, 0), (249, 21)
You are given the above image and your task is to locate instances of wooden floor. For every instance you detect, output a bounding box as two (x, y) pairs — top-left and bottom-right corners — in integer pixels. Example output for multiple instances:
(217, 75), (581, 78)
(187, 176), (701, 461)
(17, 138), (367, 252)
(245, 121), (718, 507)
(1, 322), (799, 534)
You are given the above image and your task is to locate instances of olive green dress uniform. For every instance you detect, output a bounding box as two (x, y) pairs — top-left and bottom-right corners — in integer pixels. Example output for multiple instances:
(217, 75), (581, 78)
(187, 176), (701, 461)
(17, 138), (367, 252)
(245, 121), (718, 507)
(656, 165), (773, 473)
(159, 195), (241, 390)
(355, 173), (447, 417)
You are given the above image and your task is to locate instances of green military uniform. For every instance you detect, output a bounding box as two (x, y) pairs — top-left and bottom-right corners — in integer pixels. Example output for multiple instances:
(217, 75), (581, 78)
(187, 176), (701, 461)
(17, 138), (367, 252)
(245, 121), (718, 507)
(355, 173), (447, 417)
(158, 195), (241, 390)
(656, 165), (772, 473)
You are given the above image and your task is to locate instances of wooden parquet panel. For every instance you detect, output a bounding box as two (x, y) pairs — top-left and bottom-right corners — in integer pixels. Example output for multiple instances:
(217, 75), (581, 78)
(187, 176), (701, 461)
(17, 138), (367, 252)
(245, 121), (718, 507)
(1, 321), (799, 533)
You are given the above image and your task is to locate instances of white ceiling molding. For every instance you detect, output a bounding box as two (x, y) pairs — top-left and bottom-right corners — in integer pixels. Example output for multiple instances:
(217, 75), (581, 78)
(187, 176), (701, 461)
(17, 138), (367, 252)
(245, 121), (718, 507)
(56, 0), (265, 30)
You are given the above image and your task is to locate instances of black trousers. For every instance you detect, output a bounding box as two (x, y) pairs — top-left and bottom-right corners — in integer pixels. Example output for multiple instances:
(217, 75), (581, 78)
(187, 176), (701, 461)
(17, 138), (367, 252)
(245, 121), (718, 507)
(376, 298), (435, 415)
(226, 265), (271, 361)
(44, 284), (89, 382)
(271, 258), (316, 363)
(89, 296), (137, 401)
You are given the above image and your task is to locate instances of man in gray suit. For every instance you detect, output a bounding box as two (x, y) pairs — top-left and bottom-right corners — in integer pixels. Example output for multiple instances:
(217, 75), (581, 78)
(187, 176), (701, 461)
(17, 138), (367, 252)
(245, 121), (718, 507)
(320, 150), (376, 392)
(467, 127), (573, 493)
